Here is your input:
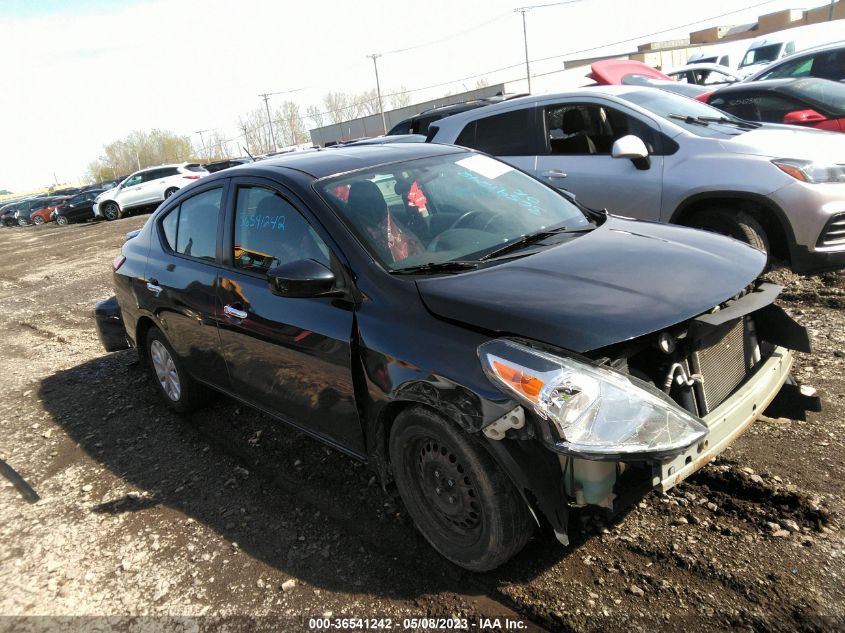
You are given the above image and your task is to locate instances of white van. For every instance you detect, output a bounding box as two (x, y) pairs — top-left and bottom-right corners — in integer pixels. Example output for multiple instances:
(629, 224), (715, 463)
(738, 20), (845, 76)
(687, 41), (749, 70)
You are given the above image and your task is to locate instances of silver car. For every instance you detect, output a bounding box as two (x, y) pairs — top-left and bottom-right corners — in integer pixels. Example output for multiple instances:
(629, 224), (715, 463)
(428, 86), (845, 274)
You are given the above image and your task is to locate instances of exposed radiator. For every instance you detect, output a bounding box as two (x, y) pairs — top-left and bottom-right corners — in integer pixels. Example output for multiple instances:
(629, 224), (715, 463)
(691, 318), (749, 415)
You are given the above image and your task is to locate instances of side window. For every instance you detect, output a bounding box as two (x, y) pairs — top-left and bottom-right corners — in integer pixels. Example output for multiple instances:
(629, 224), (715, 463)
(160, 167), (179, 178)
(760, 56), (812, 80)
(545, 104), (655, 155)
(471, 109), (536, 155)
(713, 92), (801, 122)
(159, 188), (223, 261)
(232, 186), (330, 273)
(810, 50), (845, 81)
(123, 174), (143, 188)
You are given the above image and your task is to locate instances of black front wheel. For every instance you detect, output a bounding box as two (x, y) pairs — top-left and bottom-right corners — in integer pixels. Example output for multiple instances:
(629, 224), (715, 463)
(56, 215), (69, 226)
(689, 207), (769, 254)
(389, 407), (532, 572)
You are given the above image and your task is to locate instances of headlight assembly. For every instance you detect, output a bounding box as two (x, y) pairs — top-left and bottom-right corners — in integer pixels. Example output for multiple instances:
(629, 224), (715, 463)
(773, 159), (845, 184)
(479, 339), (708, 459)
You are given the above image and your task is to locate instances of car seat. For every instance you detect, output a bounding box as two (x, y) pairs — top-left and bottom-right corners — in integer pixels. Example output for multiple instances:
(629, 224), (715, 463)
(551, 109), (597, 154)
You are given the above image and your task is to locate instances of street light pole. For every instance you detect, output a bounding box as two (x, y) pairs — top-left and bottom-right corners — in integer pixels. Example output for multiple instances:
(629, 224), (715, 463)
(194, 129), (210, 160)
(829, 0), (835, 20)
(515, 8), (532, 93)
(367, 53), (387, 134)
(259, 92), (278, 152)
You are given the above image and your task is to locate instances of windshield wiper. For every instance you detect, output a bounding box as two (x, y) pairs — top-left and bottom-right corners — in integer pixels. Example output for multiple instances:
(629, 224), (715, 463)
(668, 113), (761, 129)
(390, 260), (479, 275)
(696, 115), (761, 129)
(480, 223), (576, 261)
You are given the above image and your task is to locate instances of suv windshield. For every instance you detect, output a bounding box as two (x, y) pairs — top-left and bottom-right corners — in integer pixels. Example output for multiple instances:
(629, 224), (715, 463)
(740, 43), (783, 68)
(317, 153), (592, 271)
(618, 89), (751, 137)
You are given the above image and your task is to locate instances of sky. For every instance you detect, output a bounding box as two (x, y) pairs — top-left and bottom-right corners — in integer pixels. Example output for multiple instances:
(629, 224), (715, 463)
(0, 0), (809, 191)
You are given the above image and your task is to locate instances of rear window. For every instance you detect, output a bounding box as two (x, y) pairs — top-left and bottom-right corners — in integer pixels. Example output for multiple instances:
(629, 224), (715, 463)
(159, 188), (223, 261)
(784, 79), (845, 116)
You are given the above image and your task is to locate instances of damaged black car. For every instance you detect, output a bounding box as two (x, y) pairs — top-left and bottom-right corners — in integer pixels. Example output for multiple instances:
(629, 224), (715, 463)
(97, 143), (809, 571)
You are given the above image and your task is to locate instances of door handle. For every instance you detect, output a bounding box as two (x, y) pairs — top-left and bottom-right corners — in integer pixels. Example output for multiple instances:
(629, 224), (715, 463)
(146, 279), (163, 294)
(542, 170), (568, 179)
(223, 304), (248, 320)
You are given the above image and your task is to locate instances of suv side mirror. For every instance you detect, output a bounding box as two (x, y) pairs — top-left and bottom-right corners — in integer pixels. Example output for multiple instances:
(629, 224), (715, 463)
(611, 135), (651, 170)
(267, 259), (339, 298)
(783, 109), (826, 125)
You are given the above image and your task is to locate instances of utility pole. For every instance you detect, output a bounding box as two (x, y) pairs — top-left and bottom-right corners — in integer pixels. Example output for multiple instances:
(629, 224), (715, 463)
(829, 0), (835, 20)
(259, 92), (278, 152)
(367, 53), (387, 134)
(194, 129), (211, 160)
(515, 8), (532, 93)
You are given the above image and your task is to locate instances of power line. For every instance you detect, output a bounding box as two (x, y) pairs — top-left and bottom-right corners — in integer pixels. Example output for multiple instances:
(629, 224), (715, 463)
(381, 11), (512, 55)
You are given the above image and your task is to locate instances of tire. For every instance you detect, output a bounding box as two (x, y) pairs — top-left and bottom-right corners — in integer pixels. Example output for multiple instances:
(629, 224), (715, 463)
(164, 187), (179, 199)
(389, 407), (532, 572)
(102, 202), (121, 221)
(56, 215), (69, 226)
(145, 327), (205, 413)
(32, 216), (45, 226)
(689, 207), (769, 254)
(17, 217), (28, 226)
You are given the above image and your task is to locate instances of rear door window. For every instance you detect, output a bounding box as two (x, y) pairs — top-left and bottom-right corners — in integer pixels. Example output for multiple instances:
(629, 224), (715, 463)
(456, 108), (537, 155)
(543, 104), (658, 155)
(159, 188), (224, 262)
(710, 92), (804, 122)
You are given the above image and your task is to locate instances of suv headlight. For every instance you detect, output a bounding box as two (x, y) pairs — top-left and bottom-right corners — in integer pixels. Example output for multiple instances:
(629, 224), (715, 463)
(773, 159), (845, 184)
(479, 339), (707, 459)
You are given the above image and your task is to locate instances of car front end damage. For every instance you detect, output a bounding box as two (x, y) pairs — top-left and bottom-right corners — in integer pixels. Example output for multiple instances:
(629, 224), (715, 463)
(478, 281), (809, 544)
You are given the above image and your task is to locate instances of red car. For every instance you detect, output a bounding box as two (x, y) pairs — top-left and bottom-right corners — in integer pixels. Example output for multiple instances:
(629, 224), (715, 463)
(29, 197), (70, 225)
(706, 77), (845, 132)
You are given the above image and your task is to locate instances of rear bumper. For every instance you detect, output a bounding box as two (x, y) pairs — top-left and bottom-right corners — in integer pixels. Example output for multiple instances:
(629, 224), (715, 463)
(94, 296), (131, 352)
(656, 345), (793, 492)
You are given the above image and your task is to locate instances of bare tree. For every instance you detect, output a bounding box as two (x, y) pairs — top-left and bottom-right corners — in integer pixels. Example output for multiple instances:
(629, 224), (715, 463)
(475, 78), (490, 89)
(305, 105), (324, 129)
(238, 108), (274, 155)
(388, 86), (411, 109)
(273, 101), (307, 147)
(87, 129), (195, 182)
(323, 92), (351, 124)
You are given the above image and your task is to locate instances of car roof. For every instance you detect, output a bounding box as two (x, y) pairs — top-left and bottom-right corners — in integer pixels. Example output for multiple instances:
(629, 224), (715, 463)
(223, 143), (465, 180)
(745, 40), (845, 80)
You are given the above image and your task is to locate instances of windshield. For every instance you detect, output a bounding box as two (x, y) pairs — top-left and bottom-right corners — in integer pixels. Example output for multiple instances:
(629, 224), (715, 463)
(785, 78), (845, 116)
(618, 88), (750, 137)
(317, 153), (591, 272)
(740, 43), (784, 68)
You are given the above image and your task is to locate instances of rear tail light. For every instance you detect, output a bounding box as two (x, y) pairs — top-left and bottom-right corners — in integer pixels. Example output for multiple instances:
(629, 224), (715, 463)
(183, 175), (200, 180)
(695, 91), (714, 103)
(112, 255), (126, 271)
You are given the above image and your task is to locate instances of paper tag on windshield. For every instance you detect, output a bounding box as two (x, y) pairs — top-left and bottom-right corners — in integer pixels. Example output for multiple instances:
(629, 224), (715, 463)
(456, 155), (513, 179)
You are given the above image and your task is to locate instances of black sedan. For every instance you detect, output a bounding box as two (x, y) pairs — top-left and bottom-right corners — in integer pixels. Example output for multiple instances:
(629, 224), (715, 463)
(99, 143), (807, 571)
(53, 189), (105, 225)
(706, 77), (845, 132)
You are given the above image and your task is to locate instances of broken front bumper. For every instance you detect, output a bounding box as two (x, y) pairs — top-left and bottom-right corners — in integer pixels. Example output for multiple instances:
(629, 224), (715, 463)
(655, 345), (793, 493)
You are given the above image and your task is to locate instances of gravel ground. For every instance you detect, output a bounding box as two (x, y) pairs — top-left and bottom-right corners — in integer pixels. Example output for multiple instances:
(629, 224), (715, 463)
(0, 216), (843, 632)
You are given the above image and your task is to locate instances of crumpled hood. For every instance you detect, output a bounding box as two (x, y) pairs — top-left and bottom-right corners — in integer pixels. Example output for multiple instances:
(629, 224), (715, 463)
(721, 125), (845, 161)
(416, 217), (766, 353)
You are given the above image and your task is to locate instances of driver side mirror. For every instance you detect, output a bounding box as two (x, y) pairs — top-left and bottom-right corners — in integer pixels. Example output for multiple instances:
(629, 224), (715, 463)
(267, 259), (340, 298)
(611, 135), (650, 170)
(783, 109), (827, 125)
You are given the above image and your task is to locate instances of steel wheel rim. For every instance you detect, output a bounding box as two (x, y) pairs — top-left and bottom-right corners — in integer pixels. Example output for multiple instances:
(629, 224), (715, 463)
(413, 436), (484, 543)
(150, 340), (181, 401)
(104, 204), (118, 220)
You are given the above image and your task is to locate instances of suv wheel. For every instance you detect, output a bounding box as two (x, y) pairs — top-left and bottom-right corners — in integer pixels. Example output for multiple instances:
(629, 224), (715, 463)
(17, 217), (28, 226)
(164, 187), (179, 199)
(389, 407), (532, 572)
(689, 208), (769, 254)
(102, 202), (121, 221)
(56, 215), (69, 226)
(145, 328), (205, 413)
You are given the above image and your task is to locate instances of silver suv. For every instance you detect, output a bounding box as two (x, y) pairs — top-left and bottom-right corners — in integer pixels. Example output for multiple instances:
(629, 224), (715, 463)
(428, 86), (845, 274)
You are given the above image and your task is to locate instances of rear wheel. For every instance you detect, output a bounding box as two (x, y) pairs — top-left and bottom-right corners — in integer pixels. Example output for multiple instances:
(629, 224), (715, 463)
(102, 202), (120, 221)
(32, 216), (45, 226)
(145, 328), (205, 413)
(389, 407), (532, 572)
(17, 217), (28, 226)
(164, 187), (179, 199)
(55, 215), (69, 226)
(688, 207), (769, 254)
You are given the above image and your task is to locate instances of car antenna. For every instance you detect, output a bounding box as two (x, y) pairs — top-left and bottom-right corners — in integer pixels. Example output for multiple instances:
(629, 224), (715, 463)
(242, 146), (256, 162)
